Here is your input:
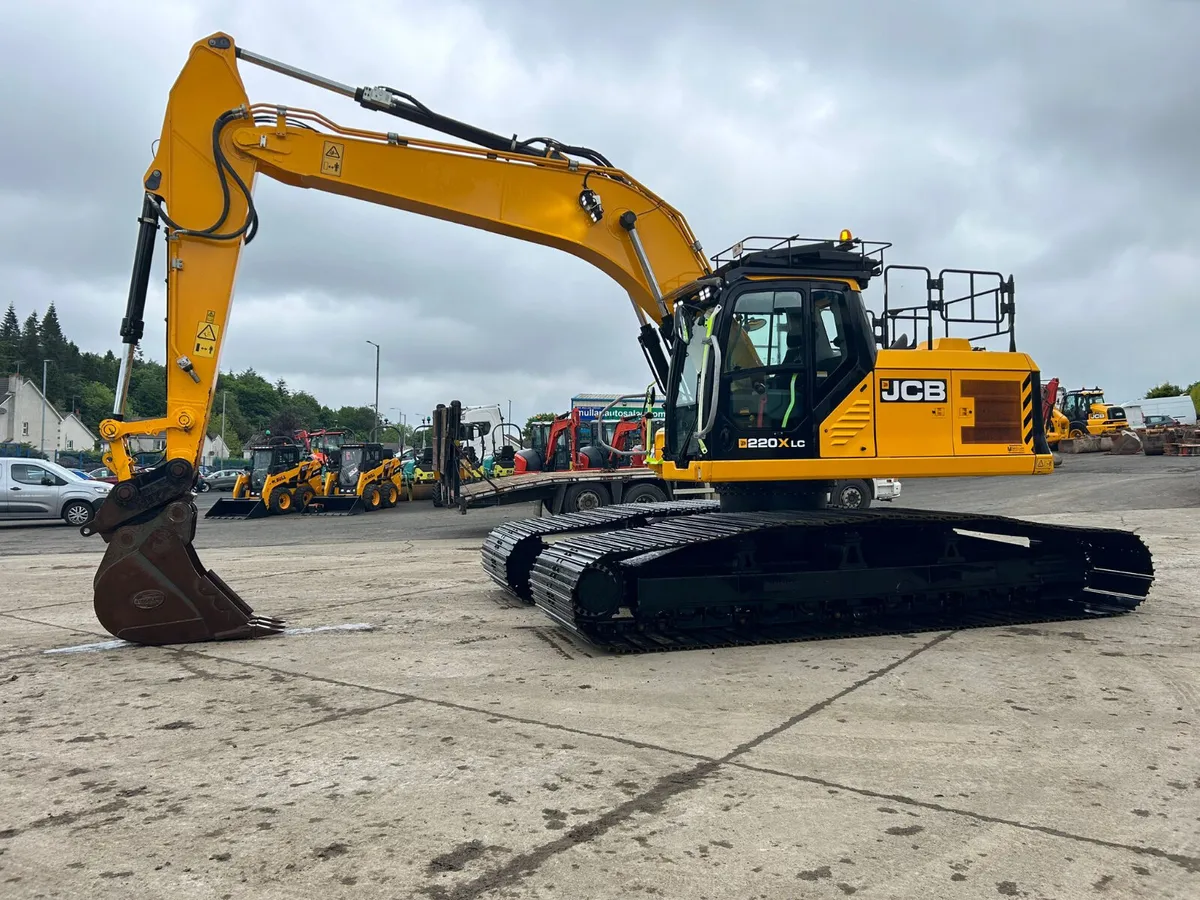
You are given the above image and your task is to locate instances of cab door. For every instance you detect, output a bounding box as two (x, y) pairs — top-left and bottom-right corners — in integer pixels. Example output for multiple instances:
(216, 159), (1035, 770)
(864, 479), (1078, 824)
(6, 461), (64, 516)
(712, 281), (872, 463)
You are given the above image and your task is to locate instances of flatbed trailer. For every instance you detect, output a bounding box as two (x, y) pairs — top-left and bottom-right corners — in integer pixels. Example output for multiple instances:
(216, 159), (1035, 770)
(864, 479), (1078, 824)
(454, 467), (682, 514)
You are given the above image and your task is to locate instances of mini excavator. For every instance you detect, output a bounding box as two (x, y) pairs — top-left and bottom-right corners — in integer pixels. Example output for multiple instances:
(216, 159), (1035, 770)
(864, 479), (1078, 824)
(87, 34), (1154, 648)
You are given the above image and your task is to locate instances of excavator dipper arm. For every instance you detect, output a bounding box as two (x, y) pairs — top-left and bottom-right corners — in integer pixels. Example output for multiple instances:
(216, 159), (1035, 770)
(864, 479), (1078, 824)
(90, 33), (709, 645)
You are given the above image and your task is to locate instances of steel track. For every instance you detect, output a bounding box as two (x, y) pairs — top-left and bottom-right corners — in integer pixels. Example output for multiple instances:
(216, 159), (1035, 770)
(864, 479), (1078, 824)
(482, 501), (1155, 655)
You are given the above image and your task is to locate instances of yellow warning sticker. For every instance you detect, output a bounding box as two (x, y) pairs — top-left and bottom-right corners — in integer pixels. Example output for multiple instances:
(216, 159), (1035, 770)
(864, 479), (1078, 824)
(194, 321), (220, 358)
(321, 140), (344, 177)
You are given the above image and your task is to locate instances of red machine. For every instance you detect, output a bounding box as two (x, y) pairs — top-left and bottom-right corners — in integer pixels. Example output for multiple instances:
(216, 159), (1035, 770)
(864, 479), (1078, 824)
(514, 410), (645, 475)
(291, 428), (351, 467)
(1041, 377), (1060, 425)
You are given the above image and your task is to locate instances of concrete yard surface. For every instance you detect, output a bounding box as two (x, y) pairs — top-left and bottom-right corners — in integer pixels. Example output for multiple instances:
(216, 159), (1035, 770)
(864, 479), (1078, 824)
(1, 460), (1199, 899)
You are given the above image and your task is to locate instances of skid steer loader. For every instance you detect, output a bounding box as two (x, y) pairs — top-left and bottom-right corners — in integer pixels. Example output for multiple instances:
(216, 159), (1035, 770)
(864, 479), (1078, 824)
(304, 442), (403, 515)
(205, 436), (323, 519)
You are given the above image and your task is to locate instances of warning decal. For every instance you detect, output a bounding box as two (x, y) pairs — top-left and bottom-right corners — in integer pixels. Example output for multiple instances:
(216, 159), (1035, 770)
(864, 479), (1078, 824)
(321, 141), (344, 177)
(194, 321), (220, 358)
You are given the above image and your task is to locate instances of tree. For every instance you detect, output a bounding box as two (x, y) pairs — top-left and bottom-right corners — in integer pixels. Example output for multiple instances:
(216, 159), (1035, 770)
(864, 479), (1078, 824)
(1145, 382), (1186, 399)
(128, 360), (167, 418)
(78, 381), (116, 434)
(208, 391), (250, 455)
(39, 303), (71, 405)
(0, 303), (19, 374)
(268, 406), (307, 436)
(287, 390), (322, 426)
(224, 368), (282, 428)
(1187, 381), (1200, 417)
(17, 311), (40, 379)
(331, 405), (378, 437)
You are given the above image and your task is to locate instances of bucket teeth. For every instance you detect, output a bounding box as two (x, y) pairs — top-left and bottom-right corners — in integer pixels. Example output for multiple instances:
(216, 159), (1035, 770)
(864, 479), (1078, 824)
(93, 498), (285, 645)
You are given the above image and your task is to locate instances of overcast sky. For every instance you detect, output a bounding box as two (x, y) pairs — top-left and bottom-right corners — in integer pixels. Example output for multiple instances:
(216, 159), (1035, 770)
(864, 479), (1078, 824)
(3, 0), (1198, 429)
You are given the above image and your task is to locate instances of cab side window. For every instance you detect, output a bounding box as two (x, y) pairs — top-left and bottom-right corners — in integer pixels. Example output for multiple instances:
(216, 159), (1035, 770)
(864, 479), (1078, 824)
(12, 464), (64, 486)
(812, 288), (852, 393)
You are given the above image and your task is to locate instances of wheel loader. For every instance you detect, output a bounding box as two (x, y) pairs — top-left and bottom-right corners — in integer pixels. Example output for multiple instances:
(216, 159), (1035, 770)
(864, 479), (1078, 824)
(205, 436), (324, 519)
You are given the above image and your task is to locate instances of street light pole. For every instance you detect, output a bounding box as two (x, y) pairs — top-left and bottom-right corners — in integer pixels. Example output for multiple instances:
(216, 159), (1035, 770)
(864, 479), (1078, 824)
(390, 407), (404, 450)
(221, 390), (227, 460)
(365, 340), (380, 440)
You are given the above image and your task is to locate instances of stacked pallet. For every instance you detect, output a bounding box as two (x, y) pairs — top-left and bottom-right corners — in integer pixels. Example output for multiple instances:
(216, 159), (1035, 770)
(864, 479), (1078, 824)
(1154, 425), (1200, 457)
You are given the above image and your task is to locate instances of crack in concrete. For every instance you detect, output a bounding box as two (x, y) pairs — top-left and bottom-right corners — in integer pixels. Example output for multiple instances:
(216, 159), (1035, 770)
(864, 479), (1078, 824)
(415, 633), (953, 900)
(14, 608), (1199, 884)
(729, 761), (1200, 875)
(170, 645), (715, 764)
(286, 697), (413, 732)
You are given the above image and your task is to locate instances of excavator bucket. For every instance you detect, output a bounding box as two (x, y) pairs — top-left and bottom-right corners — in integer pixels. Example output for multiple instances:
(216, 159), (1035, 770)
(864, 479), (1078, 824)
(301, 495), (363, 515)
(86, 460), (285, 645)
(205, 497), (269, 519)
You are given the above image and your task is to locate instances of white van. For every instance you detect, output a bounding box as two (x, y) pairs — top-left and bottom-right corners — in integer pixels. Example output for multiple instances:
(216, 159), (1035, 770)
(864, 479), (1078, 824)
(0, 457), (113, 524)
(1122, 396), (1196, 428)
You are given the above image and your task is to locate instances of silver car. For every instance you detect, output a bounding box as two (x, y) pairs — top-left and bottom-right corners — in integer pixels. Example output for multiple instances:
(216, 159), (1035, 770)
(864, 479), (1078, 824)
(0, 458), (113, 525)
(199, 469), (244, 492)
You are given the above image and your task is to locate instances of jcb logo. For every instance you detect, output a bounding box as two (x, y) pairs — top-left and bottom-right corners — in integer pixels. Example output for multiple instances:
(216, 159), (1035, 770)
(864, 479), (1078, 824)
(738, 437), (807, 449)
(880, 378), (948, 403)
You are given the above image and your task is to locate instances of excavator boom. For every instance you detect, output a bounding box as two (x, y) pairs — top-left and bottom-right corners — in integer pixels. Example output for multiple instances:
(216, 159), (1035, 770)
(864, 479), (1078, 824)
(90, 33), (709, 644)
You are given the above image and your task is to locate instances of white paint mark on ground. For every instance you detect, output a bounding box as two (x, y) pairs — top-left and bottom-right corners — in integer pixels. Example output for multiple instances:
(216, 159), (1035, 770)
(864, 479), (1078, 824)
(43, 622), (375, 654)
(282, 623), (374, 636)
(44, 639), (131, 655)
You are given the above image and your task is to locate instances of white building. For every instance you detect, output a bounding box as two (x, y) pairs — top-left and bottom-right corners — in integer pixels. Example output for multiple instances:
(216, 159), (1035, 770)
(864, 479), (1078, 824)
(0, 374), (98, 456)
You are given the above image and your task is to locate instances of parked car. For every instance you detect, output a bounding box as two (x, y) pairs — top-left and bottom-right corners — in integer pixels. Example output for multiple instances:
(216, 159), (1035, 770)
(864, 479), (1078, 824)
(199, 468), (245, 492)
(1142, 415), (1181, 429)
(0, 458), (113, 525)
(829, 478), (902, 510)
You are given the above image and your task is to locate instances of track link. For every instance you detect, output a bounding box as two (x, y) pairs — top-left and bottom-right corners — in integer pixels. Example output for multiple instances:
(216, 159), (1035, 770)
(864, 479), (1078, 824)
(483, 504), (1154, 654)
(480, 500), (719, 601)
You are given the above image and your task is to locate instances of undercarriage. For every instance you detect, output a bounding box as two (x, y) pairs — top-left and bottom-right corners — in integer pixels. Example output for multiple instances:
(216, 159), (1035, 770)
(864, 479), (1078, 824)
(482, 496), (1154, 654)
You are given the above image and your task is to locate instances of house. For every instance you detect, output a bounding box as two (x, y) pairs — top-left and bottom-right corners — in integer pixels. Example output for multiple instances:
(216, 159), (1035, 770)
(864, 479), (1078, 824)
(0, 374), (98, 456)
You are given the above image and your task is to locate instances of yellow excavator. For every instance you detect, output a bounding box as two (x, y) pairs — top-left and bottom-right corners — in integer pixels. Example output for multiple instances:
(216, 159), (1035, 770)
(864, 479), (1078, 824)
(85, 34), (1154, 648)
